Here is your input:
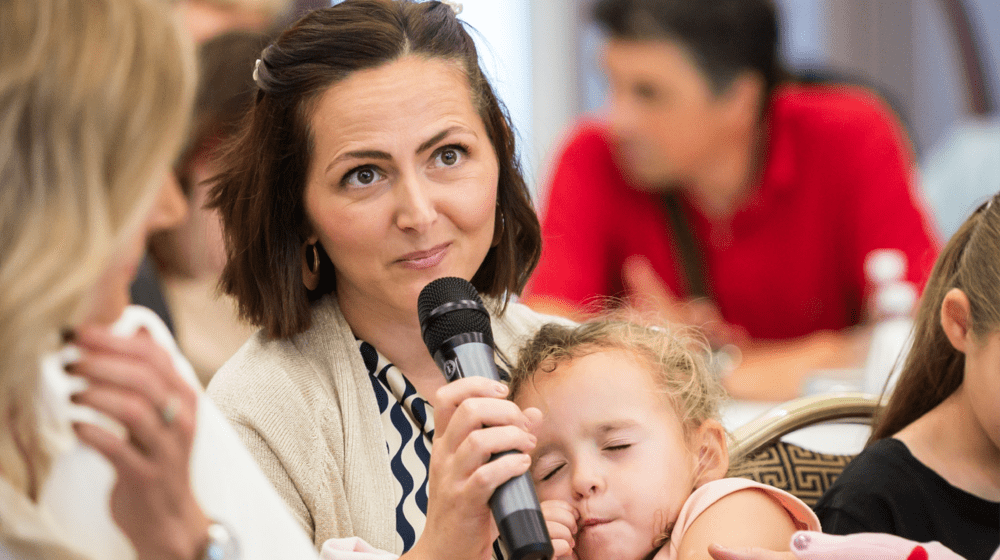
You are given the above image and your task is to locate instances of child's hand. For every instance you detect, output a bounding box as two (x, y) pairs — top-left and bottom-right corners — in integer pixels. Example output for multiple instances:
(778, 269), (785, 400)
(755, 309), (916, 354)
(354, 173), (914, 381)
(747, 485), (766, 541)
(541, 500), (579, 560)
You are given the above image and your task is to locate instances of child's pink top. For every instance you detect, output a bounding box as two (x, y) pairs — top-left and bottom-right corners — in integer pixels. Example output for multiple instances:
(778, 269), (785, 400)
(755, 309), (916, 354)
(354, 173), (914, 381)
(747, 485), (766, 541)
(653, 478), (822, 560)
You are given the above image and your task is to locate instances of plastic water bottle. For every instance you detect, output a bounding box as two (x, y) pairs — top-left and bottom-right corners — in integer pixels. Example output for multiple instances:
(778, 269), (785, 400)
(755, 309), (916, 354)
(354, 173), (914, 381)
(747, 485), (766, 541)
(862, 250), (917, 395)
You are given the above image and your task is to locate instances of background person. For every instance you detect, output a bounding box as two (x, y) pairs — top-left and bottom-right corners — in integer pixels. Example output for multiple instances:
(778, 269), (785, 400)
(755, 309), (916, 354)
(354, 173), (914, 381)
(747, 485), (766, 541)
(206, 1), (563, 557)
(525, 0), (939, 400)
(148, 31), (271, 385)
(0, 1), (317, 558)
(177, 0), (291, 44)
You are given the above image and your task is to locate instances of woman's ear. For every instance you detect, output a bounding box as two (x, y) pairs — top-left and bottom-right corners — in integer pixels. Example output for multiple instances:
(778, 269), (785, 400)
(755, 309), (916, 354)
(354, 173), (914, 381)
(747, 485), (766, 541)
(302, 235), (321, 291)
(691, 419), (729, 488)
(941, 288), (973, 353)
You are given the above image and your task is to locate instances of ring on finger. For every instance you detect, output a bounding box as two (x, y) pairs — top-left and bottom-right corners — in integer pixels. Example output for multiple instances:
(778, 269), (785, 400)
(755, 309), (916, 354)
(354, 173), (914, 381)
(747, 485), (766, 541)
(159, 395), (181, 426)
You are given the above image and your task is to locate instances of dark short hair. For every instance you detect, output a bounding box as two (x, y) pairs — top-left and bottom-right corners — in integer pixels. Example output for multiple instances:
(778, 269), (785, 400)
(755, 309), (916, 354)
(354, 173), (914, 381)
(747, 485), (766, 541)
(594, 0), (784, 98)
(208, 0), (541, 339)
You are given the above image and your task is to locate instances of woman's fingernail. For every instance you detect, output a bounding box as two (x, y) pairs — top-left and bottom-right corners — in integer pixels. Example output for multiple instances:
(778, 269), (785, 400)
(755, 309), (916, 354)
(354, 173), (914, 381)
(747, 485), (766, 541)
(495, 383), (509, 396)
(792, 533), (811, 551)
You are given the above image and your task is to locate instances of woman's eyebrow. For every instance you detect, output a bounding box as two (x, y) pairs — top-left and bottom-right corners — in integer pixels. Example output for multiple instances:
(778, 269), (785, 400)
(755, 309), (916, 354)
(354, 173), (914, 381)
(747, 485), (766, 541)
(325, 149), (391, 175)
(416, 125), (471, 154)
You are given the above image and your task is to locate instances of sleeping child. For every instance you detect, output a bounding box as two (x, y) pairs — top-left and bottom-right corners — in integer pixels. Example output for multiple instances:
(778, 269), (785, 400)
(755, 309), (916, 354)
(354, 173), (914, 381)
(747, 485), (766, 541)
(508, 320), (821, 560)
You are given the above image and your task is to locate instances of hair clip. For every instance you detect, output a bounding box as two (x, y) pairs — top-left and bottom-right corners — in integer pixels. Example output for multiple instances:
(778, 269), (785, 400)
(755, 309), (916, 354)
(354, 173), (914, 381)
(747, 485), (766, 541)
(252, 58), (262, 85)
(441, 0), (463, 15)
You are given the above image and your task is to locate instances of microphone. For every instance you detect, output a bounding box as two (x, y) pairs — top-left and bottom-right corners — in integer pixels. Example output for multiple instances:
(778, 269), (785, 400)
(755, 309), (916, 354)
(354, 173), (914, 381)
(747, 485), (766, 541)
(418, 277), (553, 560)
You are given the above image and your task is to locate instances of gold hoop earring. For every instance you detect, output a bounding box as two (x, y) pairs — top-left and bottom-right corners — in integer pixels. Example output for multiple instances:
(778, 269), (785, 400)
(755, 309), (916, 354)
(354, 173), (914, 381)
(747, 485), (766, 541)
(491, 207), (506, 248)
(310, 244), (320, 274)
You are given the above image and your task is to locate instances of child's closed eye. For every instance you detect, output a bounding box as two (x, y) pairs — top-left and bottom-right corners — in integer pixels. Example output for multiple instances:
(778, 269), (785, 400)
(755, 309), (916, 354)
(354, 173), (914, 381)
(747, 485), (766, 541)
(603, 441), (633, 452)
(538, 462), (565, 482)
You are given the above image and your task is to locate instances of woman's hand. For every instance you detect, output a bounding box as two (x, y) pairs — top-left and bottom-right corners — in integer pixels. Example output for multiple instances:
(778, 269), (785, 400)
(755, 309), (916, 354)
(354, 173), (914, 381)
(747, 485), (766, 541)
(69, 324), (210, 560)
(541, 500), (579, 560)
(406, 377), (538, 560)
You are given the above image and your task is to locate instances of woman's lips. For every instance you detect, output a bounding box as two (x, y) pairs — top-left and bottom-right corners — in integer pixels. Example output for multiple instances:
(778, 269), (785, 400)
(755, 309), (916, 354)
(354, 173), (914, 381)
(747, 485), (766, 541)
(396, 243), (449, 270)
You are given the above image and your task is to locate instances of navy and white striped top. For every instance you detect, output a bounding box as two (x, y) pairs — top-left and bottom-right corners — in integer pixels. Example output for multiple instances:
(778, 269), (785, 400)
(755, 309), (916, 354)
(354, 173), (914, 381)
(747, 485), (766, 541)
(359, 340), (507, 559)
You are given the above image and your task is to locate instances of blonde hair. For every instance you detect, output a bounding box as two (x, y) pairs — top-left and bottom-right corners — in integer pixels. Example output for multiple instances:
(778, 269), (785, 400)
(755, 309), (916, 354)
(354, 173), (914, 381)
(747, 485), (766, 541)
(871, 192), (1000, 442)
(0, 0), (195, 499)
(509, 319), (727, 431)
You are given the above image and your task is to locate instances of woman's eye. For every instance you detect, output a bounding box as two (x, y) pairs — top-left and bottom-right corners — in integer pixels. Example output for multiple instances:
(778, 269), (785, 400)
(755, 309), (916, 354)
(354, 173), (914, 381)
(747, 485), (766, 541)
(433, 145), (467, 168)
(342, 166), (384, 188)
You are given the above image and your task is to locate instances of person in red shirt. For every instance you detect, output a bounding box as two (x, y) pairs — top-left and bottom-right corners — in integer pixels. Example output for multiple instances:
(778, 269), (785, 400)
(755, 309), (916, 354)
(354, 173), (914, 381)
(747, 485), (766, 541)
(525, 0), (939, 400)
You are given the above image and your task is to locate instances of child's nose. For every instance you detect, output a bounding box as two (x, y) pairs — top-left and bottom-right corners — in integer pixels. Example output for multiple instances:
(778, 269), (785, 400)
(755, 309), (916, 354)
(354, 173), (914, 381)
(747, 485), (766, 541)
(570, 464), (604, 499)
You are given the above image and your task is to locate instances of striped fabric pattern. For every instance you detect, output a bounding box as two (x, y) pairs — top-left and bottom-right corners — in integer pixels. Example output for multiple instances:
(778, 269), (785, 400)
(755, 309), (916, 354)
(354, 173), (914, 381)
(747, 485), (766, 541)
(360, 340), (433, 553)
(359, 340), (508, 559)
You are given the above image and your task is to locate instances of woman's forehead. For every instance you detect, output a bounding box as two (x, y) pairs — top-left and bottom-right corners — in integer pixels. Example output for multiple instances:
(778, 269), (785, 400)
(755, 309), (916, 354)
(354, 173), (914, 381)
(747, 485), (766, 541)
(309, 56), (483, 148)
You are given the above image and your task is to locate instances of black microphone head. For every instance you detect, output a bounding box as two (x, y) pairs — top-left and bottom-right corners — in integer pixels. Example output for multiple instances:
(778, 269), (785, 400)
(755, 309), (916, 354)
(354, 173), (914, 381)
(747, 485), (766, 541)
(417, 277), (493, 355)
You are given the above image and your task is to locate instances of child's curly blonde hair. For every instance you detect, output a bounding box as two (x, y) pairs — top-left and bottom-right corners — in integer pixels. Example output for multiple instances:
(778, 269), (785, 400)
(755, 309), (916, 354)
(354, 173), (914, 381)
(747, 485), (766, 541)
(509, 319), (728, 431)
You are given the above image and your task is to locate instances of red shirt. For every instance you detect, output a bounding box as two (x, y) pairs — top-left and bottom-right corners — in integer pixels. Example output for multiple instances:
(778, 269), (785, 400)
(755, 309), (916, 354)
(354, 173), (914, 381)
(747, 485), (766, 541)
(528, 85), (939, 340)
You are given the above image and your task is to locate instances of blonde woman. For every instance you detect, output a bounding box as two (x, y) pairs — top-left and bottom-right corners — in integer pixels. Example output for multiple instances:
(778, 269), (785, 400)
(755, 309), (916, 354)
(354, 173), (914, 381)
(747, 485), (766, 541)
(0, 1), (316, 559)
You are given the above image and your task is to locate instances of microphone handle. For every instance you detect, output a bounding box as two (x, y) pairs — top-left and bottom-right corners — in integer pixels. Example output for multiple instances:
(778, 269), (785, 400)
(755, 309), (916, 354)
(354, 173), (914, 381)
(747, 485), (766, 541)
(433, 335), (554, 560)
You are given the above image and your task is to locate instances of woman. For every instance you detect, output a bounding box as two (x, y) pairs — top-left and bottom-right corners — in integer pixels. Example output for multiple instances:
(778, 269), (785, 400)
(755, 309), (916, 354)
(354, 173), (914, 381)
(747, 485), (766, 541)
(146, 31), (271, 385)
(206, 0), (561, 557)
(0, 1), (316, 558)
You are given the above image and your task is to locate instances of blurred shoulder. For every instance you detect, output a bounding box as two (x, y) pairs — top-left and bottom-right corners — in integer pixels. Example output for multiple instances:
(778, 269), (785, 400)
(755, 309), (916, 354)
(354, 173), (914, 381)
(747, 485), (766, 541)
(773, 83), (903, 136)
(552, 118), (618, 167)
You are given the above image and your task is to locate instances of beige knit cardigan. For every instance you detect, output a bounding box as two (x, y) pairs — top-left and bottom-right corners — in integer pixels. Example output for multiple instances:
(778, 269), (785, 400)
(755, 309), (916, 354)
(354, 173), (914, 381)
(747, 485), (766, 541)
(207, 295), (564, 553)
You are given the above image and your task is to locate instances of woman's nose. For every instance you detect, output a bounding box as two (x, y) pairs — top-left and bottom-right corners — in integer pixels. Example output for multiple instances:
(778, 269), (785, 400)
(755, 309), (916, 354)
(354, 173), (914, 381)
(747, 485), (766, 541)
(147, 172), (189, 233)
(394, 171), (437, 233)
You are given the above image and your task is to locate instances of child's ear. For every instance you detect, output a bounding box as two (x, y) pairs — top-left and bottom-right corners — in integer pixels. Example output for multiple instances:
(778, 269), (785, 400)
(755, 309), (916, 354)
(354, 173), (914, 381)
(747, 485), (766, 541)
(941, 288), (973, 353)
(691, 419), (729, 488)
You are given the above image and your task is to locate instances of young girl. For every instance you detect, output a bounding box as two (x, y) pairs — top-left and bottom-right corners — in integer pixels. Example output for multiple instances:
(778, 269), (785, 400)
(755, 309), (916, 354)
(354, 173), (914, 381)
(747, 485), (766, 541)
(813, 194), (1000, 560)
(508, 321), (820, 560)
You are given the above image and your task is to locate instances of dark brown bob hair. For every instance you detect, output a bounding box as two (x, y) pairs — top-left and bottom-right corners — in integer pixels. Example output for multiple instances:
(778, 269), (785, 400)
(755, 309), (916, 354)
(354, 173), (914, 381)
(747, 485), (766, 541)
(209, 0), (541, 339)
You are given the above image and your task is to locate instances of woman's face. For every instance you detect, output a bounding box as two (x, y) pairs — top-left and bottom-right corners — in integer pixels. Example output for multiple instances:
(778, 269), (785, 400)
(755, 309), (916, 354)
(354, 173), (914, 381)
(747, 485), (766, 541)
(83, 173), (188, 326)
(303, 55), (499, 323)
